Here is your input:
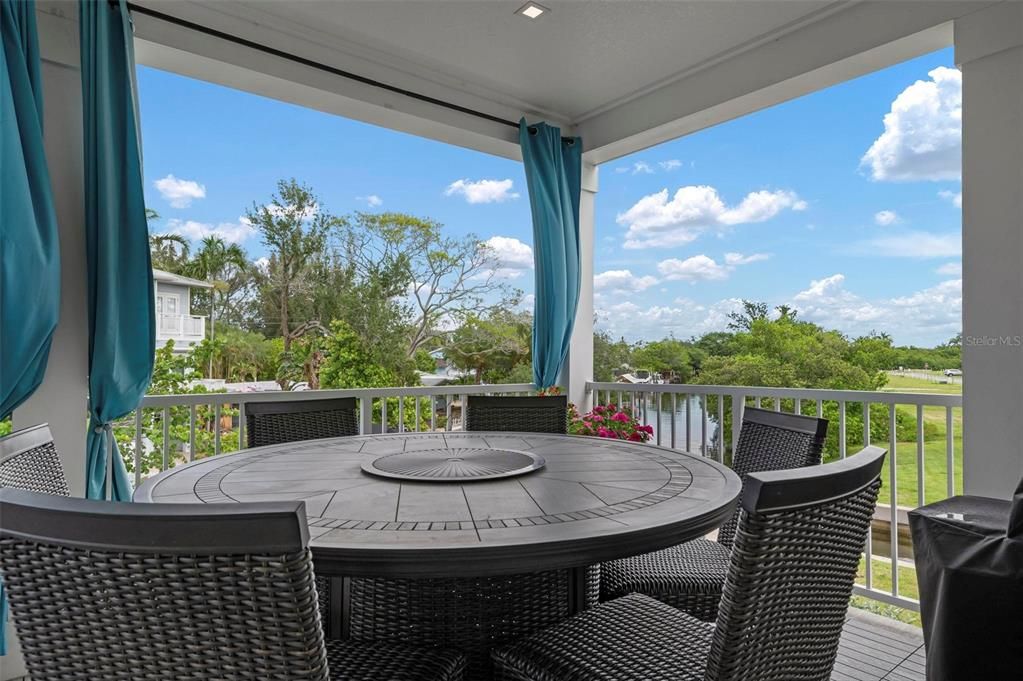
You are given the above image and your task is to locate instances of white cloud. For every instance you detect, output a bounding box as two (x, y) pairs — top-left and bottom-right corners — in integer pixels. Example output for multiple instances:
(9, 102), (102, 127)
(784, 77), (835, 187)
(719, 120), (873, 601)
(723, 252), (770, 266)
(657, 255), (730, 282)
(874, 210), (900, 226)
(792, 273), (961, 342)
(594, 297), (744, 342)
(659, 159), (683, 171)
(445, 179), (519, 204)
(936, 262), (962, 276)
(254, 257), (270, 273)
(859, 231), (960, 258)
(154, 174), (206, 208)
(617, 185), (806, 249)
(484, 236), (533, 279)
(358, 195), (383, 207)
(861, 66), (962, 182)
(593, 269), (658, 293)
(165, 216), (255, 244)
(939, 190), (962, 208)
(631, 161), (654, 175)
(657, 252), (768, 282)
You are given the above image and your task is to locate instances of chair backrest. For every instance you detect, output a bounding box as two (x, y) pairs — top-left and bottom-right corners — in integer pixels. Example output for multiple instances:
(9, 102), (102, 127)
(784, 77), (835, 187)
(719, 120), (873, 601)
(704, 445), (886, 681)
(0, 423), (69, 497)
(716, 407), (828, 547)
(0, 489), (328, 681)
(465, 395), (569, 434)
(245, 397), (359, 447)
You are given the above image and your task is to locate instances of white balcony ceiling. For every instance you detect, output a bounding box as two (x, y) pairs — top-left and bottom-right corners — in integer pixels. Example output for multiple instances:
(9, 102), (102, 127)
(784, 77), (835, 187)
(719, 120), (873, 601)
(129, 0), (983, 158)
(205, 0), (839, 122)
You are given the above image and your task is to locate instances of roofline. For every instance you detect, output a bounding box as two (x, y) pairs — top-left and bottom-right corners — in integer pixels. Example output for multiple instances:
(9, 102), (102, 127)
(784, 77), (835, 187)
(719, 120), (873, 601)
(152, 268), (215, 289)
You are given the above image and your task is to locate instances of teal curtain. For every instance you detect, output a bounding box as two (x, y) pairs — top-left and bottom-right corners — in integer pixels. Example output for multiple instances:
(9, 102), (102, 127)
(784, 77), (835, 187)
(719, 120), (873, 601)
(81, 0), (154, 500)
(519, 120), (582, 388)
(1, 0), (60, 420)
(1, 0), (60, 655)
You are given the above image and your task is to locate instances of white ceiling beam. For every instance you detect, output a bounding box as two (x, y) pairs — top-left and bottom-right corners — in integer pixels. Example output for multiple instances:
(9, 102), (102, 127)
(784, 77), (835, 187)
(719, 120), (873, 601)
(578, 1), (995, 164)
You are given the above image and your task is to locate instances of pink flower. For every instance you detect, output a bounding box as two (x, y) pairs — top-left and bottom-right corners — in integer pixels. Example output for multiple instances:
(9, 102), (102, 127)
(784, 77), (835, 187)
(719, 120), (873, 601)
(597, 427), (612, 438)
(640, 424), (654, 434)
(628, 432), (643, 442)
(591, 414), (604, 423)
(611, 411), (630, 423)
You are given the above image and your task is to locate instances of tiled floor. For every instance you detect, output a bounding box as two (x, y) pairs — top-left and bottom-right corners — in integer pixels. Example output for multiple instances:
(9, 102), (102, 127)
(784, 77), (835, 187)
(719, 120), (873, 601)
(834, 608), (926, 681)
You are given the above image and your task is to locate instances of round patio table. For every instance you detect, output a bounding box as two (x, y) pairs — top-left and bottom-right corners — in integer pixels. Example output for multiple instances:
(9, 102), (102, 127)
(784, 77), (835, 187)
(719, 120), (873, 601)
(136, 431), (740, 678)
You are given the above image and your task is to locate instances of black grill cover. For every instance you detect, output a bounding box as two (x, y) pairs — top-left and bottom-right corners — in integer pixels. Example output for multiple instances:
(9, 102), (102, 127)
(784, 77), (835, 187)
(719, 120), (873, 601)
(908, 478), (1023, 681)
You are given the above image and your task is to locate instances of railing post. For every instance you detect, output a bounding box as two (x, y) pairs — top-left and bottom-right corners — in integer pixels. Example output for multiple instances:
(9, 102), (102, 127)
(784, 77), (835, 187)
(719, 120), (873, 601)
(731, 392), (744, 460)
(360, 396), (374, 435)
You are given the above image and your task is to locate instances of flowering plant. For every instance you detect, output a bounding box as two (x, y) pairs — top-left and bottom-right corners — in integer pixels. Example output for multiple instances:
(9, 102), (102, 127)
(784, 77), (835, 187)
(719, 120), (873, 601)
(570, 403), (653, 442)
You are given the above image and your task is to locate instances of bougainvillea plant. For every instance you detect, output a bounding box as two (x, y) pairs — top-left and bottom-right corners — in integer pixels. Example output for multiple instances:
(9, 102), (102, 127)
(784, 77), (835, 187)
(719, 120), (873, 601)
(535, 387), (654, 442)
(569, 403), (653, 442)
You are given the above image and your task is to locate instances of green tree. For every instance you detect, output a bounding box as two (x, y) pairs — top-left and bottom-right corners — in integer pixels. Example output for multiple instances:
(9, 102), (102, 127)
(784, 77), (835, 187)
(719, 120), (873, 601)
(632, 338), (694, 382)
(445, 310), (531, 384)
(339, 212), (518, 356)
(694, 314), (911, 460)
(184, 236), (251, 325)
(149, 233), (191, 272)
(191, 325), (273, 382)
(248, 179), (335, 352)
(593, 330), (632, 382)
(114, 341), (238, 475)
(726, 300), (769, 331)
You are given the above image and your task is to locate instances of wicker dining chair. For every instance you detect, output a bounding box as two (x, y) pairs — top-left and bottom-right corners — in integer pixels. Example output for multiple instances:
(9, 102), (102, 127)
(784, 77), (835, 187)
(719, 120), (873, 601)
(0, 490), (467, 681)
(492, 445), (886, 681)
(601, 406), (828, 620)
(464, 395), (569, 434)
(0, 423), (69, 497)
(245, 397), (359, 448)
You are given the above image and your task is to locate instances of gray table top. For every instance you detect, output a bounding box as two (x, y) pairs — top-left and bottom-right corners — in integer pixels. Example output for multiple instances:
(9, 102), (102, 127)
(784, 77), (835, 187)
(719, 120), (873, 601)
(135, 432), (741, 578)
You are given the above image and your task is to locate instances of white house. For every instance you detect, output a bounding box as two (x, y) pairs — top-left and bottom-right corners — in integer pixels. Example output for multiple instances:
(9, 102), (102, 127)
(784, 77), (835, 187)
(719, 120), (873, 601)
(152, 268), (212, 353)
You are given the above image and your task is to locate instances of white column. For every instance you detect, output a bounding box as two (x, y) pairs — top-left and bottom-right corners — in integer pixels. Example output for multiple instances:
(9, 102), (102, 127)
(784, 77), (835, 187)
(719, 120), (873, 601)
(956, 3), (1023, 499)
(5, 10), (88, 679)
(12, 5), (89, 500)
(562, 162), (597, 411)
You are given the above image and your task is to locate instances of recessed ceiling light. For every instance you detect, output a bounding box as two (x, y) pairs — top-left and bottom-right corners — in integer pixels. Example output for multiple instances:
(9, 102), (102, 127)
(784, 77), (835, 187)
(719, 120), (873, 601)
(516, 2), (549, 19)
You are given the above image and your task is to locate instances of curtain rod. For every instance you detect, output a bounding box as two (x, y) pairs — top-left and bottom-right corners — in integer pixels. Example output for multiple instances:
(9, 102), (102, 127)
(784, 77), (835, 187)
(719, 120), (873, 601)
(119, 1), (525, 131)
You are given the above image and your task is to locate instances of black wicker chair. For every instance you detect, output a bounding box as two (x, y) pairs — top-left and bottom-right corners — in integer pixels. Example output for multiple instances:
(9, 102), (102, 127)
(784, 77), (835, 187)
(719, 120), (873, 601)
(0, 423), (69, 497)
(464, 395), (568, 434)
(492, 445), (886, 681)
(245, 398), (359, 448)
(0, 489), (467, 681)
(601, 406), (828, 620)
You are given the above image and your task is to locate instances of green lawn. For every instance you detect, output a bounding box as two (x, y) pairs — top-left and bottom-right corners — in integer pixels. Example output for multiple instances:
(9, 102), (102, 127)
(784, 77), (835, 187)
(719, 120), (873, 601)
(873, 374), (963, 507)
(853, 556), (921, 627)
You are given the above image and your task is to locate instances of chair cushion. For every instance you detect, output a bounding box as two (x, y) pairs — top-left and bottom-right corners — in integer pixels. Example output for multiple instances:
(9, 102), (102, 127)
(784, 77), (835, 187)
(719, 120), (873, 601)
(601, 538), (730, 621)
(325, 640), (466, 680)
(491, 593), (713, 681)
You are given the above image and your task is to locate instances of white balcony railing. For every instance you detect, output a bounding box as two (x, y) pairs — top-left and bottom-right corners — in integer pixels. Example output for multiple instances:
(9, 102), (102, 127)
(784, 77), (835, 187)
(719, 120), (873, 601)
(157, 313), (205, 338)
(118, 381), (961, 614)
(587, 381), (963, 613)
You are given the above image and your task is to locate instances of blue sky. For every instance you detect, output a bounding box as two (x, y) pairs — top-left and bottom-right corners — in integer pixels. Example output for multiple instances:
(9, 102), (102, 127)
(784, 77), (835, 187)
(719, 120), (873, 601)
(137, 47), (961, 347)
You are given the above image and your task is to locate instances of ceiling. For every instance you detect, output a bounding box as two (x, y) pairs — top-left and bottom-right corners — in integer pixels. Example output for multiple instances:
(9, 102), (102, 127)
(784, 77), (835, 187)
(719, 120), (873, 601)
(211, 0), (843, 123)
(129, 0), (967, 160)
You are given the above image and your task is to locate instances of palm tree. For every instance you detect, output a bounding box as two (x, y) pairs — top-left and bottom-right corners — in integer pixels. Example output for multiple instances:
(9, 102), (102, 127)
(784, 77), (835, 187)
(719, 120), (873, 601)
(149, 233), (191, 271)
(184, 236), (251, 337)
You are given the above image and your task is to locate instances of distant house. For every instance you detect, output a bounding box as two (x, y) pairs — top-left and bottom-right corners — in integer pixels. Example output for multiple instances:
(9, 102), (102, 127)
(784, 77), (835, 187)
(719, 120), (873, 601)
(152, 269), (213, 353)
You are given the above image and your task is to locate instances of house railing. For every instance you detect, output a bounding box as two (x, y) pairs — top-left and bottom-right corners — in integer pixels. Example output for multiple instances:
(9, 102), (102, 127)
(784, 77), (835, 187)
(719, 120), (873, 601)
(587, 381), (963, 613)
(120, 380), (960, 614)
(157, 313), (205, 338)
(124, 383), (536, 485)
